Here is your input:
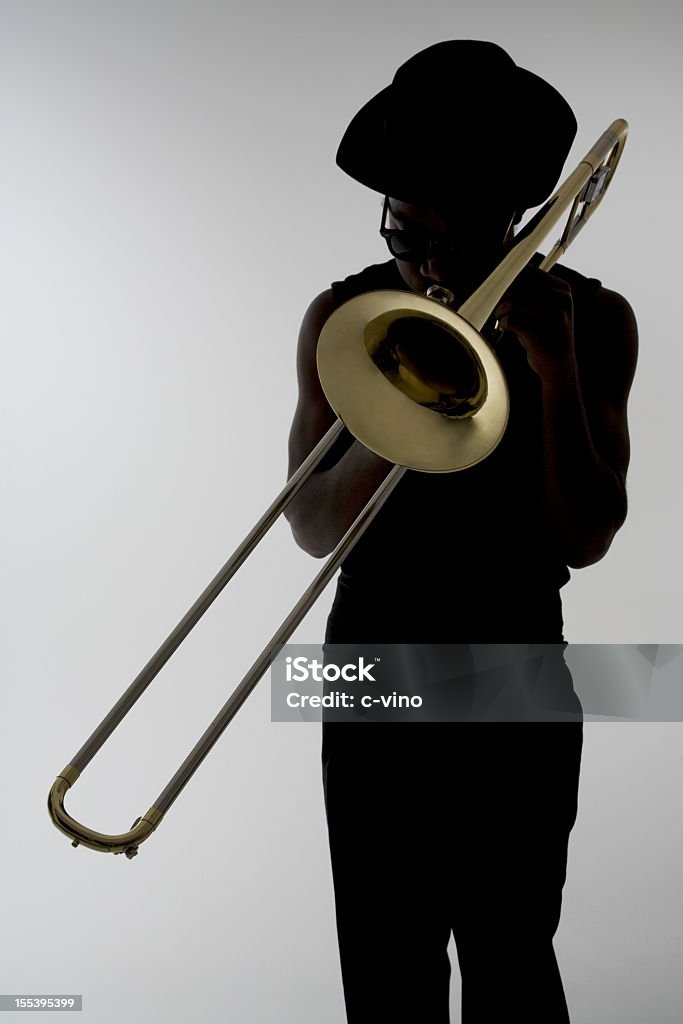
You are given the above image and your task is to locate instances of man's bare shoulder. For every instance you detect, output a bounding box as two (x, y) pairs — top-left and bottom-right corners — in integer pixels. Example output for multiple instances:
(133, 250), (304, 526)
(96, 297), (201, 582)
(575, 282), (638, 398)
(301, 288), (337, 331)
(297, 287), (336, 352)
(303, 284), (337, 319)
(590, 283), (636, 323)
(293, 288), (337, 382)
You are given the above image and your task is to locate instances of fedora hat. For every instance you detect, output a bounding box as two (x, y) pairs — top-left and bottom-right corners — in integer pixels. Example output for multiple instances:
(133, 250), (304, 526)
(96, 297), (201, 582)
(335, 40), (577, 212)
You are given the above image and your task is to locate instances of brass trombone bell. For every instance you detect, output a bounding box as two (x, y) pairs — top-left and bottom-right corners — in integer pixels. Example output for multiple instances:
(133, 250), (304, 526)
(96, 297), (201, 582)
(317, 291), (509, 472)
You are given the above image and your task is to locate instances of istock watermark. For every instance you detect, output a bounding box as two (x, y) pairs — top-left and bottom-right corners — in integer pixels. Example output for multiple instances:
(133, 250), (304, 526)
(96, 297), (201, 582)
(284, 655), (379, 683)
(271, 644), (428, 722)
(270, 644), (683, 723)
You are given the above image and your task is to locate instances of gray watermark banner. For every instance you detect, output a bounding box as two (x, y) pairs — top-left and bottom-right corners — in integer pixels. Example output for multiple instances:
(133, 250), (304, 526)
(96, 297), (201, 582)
(269, 644), (683, 723)
(0, 996), (82, 1011)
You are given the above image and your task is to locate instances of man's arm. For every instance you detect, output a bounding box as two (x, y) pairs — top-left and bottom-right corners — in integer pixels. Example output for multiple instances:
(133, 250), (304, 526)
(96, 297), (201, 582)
(496, 269), (639, 568)
(284, 289), (395, 558)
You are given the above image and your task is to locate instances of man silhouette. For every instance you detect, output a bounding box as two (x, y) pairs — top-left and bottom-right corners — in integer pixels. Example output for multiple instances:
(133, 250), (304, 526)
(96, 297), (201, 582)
(285, 40), (638, 1023)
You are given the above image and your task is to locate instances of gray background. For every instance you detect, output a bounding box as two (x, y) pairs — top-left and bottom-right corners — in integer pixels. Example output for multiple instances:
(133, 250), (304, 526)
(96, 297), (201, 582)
(2, 1), (682, 1021)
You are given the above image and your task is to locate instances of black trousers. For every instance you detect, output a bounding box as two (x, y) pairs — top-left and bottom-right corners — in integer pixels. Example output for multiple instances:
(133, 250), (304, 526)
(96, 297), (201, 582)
(320, 611), (583, 1023)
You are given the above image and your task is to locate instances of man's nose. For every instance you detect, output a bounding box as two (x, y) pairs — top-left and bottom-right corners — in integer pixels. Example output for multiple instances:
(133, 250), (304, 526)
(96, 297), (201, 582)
(419, 249), (453, 284)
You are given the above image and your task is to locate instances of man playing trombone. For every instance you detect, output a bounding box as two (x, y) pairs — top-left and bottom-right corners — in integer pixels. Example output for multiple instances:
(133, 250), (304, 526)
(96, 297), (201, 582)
(285, 39), (638, 1024)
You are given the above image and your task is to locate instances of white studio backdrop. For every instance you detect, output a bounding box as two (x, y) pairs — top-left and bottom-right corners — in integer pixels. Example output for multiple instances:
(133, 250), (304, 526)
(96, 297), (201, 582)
(2, 2), (682, 1022)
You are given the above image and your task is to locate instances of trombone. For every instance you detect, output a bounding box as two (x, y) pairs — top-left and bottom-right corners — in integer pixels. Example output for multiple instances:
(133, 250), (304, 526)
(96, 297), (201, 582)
(48, 119), (628, 859)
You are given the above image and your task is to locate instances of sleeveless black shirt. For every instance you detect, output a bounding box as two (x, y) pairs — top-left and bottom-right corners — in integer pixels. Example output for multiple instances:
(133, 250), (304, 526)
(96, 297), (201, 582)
(322, 257), (602, 643)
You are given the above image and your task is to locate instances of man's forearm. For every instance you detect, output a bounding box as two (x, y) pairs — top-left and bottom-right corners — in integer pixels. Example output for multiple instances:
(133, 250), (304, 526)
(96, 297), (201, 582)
(286, 441), (395, 558)
(541, 362), (626, 568)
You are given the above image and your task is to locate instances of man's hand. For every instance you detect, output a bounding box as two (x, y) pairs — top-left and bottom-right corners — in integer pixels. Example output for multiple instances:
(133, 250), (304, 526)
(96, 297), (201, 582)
(494, 266), (576, 381)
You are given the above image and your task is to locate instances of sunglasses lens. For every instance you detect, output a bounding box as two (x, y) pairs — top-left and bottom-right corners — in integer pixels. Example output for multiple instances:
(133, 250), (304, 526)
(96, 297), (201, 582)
(387, 232), (428, 261)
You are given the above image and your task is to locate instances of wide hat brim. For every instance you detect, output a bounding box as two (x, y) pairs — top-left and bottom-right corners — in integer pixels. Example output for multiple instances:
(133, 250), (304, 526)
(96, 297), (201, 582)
(336, 40), (577, 212)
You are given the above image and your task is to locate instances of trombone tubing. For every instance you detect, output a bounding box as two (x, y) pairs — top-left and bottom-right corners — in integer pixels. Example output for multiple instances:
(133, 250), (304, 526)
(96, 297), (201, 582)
(48, 417), (406, 855)
(67, 419), (345, 776)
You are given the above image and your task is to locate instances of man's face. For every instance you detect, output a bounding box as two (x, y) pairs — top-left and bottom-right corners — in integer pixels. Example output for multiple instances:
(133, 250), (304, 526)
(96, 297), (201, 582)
(385, 197), (518, 304)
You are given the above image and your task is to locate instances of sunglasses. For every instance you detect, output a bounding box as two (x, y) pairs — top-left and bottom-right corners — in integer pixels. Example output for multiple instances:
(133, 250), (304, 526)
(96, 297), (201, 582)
(379, 195), (516, 264)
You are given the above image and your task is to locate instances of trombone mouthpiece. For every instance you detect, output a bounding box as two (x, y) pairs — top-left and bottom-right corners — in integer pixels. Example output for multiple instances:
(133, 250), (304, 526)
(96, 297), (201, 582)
(425, 285), (455, 306)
